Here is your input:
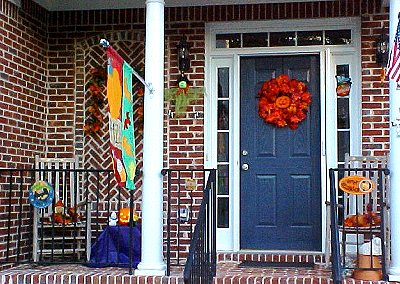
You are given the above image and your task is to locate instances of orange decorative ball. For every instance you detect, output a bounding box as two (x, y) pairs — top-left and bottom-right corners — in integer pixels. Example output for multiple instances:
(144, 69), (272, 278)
(118, 207), (131, 225)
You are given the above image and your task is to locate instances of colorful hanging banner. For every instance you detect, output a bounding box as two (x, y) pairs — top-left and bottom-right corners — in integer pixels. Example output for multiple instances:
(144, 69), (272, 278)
(122, 62), (136, 190)
(106, 47), (136, 190)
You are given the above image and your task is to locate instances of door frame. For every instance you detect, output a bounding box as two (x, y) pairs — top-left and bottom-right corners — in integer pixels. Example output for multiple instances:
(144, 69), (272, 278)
(205, 17), (361, 253)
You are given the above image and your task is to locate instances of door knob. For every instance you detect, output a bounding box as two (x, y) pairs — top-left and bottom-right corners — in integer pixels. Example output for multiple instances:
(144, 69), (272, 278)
(242, 163), (249, 171)
(242, 150), (248, 156)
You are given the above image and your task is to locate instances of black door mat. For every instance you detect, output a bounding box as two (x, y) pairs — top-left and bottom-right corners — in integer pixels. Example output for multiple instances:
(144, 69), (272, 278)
(238, 261), (314, 268)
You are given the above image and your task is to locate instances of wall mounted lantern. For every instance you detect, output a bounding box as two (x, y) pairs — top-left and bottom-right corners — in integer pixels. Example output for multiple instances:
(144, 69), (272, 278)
(376, 29), (389, 67)
(177, 37), (190, 73)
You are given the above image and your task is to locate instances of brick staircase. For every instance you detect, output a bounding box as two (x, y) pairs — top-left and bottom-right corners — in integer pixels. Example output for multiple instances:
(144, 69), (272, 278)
(0, 252), (390, 284)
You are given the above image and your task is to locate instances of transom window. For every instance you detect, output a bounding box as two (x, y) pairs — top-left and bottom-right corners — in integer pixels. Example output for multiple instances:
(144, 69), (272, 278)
(216, 29), (352, 48)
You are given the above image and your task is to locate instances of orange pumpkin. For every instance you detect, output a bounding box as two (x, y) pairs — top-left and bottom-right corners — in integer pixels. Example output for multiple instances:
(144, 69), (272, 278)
(118, 207), (131, 225)
(275, 96), (291, 109)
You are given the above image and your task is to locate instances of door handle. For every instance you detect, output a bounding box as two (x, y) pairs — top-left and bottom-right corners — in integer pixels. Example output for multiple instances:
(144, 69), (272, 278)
(242, 163), (249, 171)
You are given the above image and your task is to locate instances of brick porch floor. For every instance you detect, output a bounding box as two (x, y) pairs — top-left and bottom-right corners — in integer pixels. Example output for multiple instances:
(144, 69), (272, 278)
(0, 253), (393, 284)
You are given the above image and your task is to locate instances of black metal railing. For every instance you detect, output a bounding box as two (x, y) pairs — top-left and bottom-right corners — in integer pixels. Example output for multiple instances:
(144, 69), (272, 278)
(1, 166), (217, 277)
(0, 167), (140, 274)
(329, 168), (390, 283)
(162, 168), (217, 276)
(181, 170), (217, 283)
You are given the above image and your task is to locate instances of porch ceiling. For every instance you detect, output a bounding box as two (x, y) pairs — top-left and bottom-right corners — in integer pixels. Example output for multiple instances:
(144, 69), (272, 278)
(32, 0), (332, 11)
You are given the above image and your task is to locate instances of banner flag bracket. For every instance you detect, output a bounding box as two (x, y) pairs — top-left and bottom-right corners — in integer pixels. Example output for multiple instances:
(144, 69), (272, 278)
(100, 38), (154, 95)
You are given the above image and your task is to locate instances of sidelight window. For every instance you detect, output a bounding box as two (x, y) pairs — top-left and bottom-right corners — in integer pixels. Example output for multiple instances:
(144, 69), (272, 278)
(217, 67), (230, 228)
(336, 64), (351, 167)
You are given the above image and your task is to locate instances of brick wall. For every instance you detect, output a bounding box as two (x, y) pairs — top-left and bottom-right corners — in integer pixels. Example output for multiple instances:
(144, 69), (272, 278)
(0, 0), (48, 168)
(0, 0), (49, 269)
(165, 22), (205, 170)
(361, 13), (390, 157)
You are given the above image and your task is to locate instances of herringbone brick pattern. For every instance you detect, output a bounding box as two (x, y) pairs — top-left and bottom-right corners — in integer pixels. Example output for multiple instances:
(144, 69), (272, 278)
(79, 34), (145, 204)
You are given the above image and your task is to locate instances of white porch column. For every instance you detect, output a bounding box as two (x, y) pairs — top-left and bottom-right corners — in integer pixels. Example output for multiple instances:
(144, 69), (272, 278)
(389, 1), (400, 281)
(135, 0), (166, 276)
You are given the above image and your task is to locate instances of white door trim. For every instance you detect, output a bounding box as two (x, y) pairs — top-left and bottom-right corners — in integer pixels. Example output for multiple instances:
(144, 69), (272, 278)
(205, 18), (361, 252)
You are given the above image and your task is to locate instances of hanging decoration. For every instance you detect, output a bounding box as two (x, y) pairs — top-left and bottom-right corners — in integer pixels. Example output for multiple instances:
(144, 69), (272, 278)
(336, 75), (352, 97)
(29, 180), (54, 209)
(164, 36), (203, 117)
(84, 67), (107, 135)
(105, 46), (137, 190)
(339, 175), (375, 195)
(258, 74), (312, 130)
(164, 76), (204, 117)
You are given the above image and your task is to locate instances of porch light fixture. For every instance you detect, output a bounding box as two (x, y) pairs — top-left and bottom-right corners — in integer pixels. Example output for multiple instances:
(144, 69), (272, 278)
(376, 29), (389, 67)
(177, 37), (190, 73)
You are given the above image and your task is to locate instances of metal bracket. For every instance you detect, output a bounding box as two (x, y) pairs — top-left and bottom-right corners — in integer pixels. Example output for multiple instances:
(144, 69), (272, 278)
(391, 118), (400, 135)
(178, 206), (190, 223)
(167, 109), (174, 118)
(193, 111), (204, 119)
(391, 120), (400, 127)
(99, 38), (110, 48)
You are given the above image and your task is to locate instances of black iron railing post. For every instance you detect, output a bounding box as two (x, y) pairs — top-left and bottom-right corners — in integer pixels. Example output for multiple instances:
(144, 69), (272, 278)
(211, 169), (217, 277)
(329, 169), (342, 284)
(379, 169), (389, 281)
(162, 168), (172, 276)
(6, 170), (13, 262)
(180, 169), (217, 284)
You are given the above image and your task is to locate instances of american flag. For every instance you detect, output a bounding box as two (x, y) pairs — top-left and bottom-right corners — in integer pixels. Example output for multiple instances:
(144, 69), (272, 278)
(387, 20), (400, 82)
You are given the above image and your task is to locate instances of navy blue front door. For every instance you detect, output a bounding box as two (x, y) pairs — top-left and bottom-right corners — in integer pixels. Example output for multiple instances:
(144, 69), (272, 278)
(240, 55), (321, 251)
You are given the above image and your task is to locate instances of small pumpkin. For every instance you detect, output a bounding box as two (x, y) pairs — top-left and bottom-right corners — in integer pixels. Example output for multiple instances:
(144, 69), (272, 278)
(118, 207), (131, 225)
(118, 207), (139, 225)
(275, 95), (291, 109)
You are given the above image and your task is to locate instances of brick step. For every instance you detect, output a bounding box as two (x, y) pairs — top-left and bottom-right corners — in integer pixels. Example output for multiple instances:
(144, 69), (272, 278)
(214, 252), (387, 284)
(0, 264), (184, 284)
(0, 255), (389, 284)
(213, 274), (388, 284)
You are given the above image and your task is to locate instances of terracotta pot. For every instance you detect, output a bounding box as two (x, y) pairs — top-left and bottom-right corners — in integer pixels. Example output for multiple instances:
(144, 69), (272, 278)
(353, 254), (382, 281)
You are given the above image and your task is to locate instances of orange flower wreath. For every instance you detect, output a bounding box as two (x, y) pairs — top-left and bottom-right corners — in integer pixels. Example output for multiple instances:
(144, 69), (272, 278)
(258, 74), (312, 130)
